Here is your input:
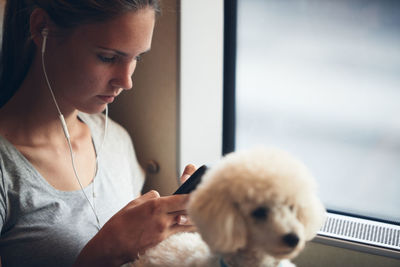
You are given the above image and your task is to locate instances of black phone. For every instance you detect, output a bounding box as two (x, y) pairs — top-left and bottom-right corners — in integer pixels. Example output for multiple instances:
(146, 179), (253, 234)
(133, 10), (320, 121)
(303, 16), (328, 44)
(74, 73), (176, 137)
(173, 165), (208, 194)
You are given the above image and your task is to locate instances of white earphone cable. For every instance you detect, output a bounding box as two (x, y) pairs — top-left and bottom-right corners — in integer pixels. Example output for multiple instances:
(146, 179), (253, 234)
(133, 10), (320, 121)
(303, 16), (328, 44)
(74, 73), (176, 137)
(41, 29), (63, 117)
(41, 29), (107, 230)
(92, 104), (108, 221)
(65, 137), (101, 229)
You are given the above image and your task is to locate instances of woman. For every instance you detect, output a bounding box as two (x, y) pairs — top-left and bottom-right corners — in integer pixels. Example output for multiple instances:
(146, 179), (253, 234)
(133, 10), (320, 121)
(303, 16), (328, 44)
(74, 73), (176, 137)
(0, 1), (195, 266)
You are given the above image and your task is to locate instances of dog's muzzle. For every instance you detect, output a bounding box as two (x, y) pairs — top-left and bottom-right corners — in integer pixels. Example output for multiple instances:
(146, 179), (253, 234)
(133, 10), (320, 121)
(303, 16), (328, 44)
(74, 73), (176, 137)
(282, 233), (299, 248)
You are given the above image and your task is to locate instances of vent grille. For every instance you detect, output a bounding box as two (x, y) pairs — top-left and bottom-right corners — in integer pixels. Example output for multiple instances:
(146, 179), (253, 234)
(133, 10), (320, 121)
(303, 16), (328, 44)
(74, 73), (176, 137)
(318, 213), (400, 250)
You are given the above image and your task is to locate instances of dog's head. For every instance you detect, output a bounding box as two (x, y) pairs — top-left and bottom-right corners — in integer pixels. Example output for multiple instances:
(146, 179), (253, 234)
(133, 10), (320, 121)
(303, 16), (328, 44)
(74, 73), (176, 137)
(188, 148), (326, 259)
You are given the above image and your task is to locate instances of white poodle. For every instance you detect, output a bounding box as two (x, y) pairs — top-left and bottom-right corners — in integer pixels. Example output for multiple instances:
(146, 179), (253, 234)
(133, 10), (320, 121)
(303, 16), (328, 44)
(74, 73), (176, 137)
(132, 148), (326, 267)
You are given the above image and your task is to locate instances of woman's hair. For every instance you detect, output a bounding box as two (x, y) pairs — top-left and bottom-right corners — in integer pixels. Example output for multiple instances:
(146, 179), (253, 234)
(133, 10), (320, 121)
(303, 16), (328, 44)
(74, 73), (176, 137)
(0, 0), (160, 108)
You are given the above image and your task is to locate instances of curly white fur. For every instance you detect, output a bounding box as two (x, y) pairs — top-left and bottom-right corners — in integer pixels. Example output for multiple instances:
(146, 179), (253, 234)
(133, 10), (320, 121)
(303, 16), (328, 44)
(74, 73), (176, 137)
(132, 147), (326, 267)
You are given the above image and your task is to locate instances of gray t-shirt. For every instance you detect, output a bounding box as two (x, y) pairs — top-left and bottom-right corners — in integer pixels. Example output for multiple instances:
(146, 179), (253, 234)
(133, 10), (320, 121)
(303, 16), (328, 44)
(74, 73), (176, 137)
(0, 113), (144, 267)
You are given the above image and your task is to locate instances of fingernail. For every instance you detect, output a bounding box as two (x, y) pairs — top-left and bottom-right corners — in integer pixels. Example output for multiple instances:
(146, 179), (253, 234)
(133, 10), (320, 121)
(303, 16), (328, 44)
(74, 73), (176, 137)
(182, 174), (191, 181)
(178, 215), (188, 225)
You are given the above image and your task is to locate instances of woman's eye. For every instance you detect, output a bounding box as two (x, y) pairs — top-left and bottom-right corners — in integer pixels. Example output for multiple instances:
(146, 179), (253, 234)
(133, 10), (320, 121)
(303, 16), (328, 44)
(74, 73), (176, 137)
(98, 55), (117, 63)
(135, 55), (142, 62)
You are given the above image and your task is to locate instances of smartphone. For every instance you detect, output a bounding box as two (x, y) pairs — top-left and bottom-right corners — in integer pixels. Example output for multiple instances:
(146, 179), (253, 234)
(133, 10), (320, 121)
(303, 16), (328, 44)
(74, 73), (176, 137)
(173, 165), (208, 194)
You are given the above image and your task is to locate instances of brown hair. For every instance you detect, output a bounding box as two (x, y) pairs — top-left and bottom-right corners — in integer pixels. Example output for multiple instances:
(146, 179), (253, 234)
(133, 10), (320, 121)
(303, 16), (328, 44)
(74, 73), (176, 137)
(0, 0), (160, 107)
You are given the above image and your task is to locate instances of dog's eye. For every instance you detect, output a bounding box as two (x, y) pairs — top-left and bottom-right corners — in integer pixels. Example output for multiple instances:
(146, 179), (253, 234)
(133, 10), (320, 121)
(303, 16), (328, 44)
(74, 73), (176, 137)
(289, 205), (294, 211)
(251, 207), (269, 220)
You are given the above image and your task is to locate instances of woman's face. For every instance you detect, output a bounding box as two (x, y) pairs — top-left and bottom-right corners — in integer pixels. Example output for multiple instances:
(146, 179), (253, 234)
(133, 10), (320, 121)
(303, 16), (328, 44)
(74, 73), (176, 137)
(44, 7), (155, 114)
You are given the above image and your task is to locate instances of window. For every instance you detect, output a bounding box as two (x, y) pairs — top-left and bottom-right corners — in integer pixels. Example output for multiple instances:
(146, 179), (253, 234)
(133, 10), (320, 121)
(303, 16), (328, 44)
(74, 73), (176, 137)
(225, 0), (400, 253)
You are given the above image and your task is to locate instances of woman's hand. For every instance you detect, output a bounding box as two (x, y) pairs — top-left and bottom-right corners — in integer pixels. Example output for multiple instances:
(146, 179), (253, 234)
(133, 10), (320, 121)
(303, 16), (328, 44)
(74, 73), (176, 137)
(180, 164), (196, 184)
(73, 164), (197, 267)
(175, 164), (196, 225)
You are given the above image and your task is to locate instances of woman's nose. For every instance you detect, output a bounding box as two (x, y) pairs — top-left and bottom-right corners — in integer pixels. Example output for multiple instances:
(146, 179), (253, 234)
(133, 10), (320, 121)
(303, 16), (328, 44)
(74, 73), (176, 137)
(111, 61), (137, 90)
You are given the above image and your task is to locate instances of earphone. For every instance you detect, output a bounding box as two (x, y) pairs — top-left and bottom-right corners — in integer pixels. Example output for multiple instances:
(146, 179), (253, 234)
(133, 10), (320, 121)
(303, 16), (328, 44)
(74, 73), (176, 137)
(41, 28), (70, 140)
(41, 27), (108, 230)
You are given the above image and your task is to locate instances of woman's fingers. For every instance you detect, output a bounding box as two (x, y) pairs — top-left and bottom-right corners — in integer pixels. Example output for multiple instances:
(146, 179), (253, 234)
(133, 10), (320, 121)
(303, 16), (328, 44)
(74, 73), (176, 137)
(126, 193), (189, 223)
(166, 210), (191, 224)
(174, 214), (195, 227)
(180, 164), (196, 184)
(176, 214), (188, 225)
(89, 189), (196, 264)
(170, 224), (197, 234)
(139, 190), (161, 204)
(160, 194), (190, 213)
(126, 190), (160, 208)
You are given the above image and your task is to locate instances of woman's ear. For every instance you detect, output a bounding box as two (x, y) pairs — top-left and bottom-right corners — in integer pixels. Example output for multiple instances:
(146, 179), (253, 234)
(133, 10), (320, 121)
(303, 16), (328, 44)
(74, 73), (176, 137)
(188, 179), (247, 253)
(29, 8), (53, 48)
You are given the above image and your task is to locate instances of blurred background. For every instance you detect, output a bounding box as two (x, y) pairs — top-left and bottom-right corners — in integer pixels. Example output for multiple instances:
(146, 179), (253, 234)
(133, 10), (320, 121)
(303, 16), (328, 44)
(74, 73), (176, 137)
(235, 0), (400, 223)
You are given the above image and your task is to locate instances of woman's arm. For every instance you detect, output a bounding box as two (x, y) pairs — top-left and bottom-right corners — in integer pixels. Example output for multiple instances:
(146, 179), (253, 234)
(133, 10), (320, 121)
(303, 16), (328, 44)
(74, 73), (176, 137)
(74, 165), (197, 267)
(74, 191), (194, 267)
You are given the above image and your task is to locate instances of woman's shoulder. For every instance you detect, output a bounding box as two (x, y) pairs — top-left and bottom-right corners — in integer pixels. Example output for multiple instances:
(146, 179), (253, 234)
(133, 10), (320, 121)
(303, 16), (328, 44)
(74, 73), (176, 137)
(0, 135), (36, 195)
(0, 135), (21, 162)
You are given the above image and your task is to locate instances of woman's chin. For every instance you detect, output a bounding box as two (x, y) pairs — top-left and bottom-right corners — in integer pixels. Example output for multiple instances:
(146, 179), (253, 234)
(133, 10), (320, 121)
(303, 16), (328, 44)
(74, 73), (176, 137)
(78, 104), (108, 115)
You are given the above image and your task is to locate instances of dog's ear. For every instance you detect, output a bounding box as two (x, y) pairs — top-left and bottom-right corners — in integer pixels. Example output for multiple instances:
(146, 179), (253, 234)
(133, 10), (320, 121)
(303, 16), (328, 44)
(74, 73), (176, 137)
(297, 194), (326, 240)
(188, 181), (247, 253)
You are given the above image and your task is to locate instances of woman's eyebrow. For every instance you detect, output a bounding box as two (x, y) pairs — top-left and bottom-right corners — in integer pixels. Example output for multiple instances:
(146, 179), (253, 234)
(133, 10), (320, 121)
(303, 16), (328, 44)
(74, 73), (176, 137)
(97, 46), (151, 57)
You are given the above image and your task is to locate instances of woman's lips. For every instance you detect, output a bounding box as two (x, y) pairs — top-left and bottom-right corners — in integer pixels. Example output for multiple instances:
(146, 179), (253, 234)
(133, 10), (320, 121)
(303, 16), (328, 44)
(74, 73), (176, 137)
(97, 95), (115, 103)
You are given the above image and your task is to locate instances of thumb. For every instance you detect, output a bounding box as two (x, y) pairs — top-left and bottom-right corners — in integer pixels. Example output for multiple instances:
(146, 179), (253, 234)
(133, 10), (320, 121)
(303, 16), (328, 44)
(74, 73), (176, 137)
(180, 164), (197, 184)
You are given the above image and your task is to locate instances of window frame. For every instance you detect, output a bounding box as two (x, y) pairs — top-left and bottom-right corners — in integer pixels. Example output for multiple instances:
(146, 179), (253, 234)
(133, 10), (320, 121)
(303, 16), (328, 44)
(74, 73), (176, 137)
(223, 0), (400, 261)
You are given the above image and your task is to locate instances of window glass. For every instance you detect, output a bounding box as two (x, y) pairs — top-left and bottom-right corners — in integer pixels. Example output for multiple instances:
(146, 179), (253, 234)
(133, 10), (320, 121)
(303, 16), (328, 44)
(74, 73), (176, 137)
(236, 0), (400, 223)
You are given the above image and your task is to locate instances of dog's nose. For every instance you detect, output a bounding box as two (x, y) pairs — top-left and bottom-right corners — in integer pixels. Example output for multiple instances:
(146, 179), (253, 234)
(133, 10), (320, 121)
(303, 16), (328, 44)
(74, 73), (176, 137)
(283, 233), (299, 247)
